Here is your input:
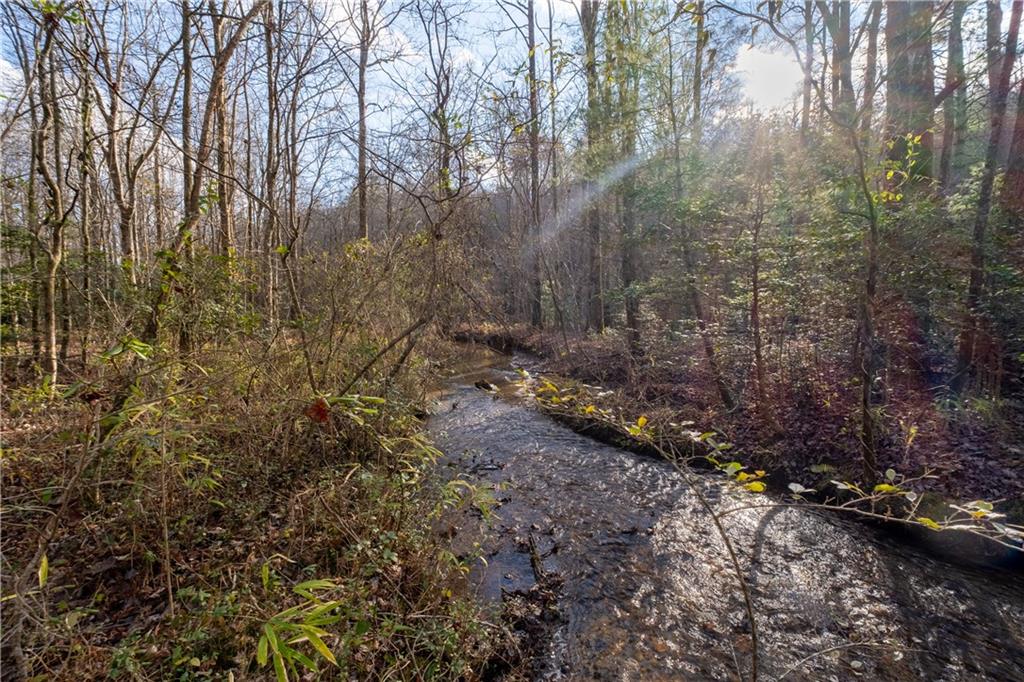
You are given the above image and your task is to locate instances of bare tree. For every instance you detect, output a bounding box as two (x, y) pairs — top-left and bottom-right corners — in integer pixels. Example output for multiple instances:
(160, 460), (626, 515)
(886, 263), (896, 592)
(581, 0), (603, 332)
(88, 1), (181, 286)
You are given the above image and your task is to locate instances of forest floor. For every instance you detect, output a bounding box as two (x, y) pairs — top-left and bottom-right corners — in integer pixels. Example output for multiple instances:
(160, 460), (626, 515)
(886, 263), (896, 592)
(457, 325), (1024, 529)
(0, 341), (522, 680)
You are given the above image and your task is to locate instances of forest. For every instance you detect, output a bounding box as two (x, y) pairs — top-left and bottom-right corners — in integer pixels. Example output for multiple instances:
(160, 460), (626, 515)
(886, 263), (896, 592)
(2, 0), (1023, 680)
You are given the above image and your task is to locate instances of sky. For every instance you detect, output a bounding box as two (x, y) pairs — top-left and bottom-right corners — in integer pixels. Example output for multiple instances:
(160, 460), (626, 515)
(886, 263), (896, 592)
(0, 2), (809, 113)
(733, 46), (804, 111)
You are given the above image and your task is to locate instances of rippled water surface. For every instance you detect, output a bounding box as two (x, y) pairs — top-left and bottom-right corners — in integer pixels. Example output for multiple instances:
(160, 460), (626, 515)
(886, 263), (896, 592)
(428, 351), (1024, 681)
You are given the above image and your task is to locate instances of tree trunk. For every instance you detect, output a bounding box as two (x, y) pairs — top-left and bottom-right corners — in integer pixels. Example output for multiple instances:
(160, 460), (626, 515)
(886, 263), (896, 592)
(263, 0), (279, 328)
(683, 3), (735, 409)
(885, 0), (935, 178)
(181, 0), (193, 250)
(691, 2), (704, 149)
(153, 110), (165, 247)
(59, 268), (71, 364)
(212, 0), (235, 259)
(528, 0), (543, 328)
(860, 2), (881, 137)
(78, 28), (93, 363)
(954, 0), (1022, 392)
(614, 1), (640, 355)
(1001, 78), (1024, 223)
(357, 0), (369, 241)
(547, 0), (559, 229)
(987, 0), (1004, 100)
(800, 1), (813, 144)
(581, 0), (603, 333)
(939, 2), (967, 189)
(34, 27), (67, 389)
(178, 0), (194, 351)
(819, 1), (854, 123)
(850, 128), (882, 480)
(750, 140), (781, 434)
(28, 145), (41, 365)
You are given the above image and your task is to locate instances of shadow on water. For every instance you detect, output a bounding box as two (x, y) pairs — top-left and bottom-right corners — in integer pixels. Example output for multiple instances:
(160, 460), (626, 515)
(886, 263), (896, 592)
(879, 546), (1024, 680)
(429, 350), (1024, 681)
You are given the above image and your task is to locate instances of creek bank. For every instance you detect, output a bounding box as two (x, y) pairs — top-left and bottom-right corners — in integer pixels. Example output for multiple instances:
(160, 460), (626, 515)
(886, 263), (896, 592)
(451, 328), (1024, 571)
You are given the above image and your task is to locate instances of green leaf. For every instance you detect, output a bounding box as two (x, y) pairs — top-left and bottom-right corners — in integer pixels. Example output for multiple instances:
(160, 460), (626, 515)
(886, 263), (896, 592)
(264, 623), (281, 655)
(293, 579), (336, 598)
(306, 601), (343, 625)
(289, 649), (318, 672)
(304, 630), (337, 665)
(125, 338), (152, 359)
(61, 381), (85, 399)
(872, 483), (900, 494)
(257, 634), (269, 666)
(100, 342), (125, 360)
(272, 652), (288, 682)
(723, 462), (743, 476)
(916, 516), (941, 531)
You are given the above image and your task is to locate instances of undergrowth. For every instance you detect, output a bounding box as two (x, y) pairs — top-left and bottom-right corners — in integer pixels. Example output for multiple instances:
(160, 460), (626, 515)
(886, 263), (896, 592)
(1, 249), (502, 680)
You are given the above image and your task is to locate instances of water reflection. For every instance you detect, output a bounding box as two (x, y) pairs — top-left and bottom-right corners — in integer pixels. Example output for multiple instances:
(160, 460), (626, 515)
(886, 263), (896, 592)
(428, 350), (1024, 681)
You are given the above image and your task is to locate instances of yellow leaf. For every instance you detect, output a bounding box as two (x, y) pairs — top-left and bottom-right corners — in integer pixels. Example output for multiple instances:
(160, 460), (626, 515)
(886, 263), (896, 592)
(744, 482), (766, 493)
(38, 555), (48, 589)
(637, 416), (648, 428)
(916, 516), (941, 531)
(584, 405), (596, 414)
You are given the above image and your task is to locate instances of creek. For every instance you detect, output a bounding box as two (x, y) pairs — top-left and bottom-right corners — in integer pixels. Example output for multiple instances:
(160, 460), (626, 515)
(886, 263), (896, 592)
(427, 347), (1024, 681)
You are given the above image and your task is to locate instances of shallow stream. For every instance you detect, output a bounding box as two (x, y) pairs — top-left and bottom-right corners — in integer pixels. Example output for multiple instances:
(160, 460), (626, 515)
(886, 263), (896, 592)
(427, 349), (1024, 681)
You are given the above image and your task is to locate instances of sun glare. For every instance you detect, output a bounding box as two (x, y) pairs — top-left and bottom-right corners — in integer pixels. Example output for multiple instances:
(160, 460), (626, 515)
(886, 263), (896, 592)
(734, 46), (804, 111)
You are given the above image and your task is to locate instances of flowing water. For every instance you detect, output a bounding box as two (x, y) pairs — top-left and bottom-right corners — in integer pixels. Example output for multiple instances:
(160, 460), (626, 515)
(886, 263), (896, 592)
(427, 349), (1024, 681)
